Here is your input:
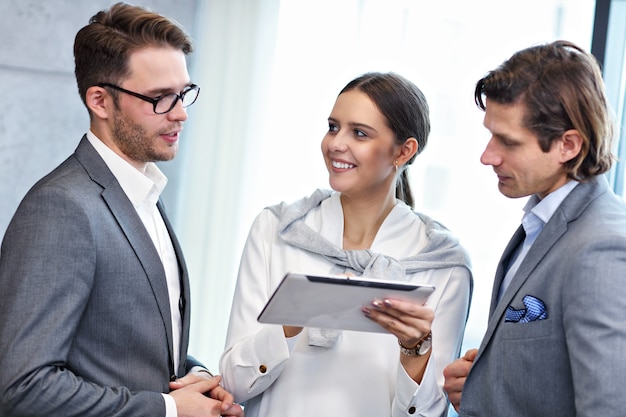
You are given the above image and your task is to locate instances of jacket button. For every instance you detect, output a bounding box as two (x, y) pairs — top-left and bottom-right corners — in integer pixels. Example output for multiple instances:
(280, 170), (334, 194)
(408, 406), (416, 414)
(259, 364), (267, 373)
(170, 374), (177, 382)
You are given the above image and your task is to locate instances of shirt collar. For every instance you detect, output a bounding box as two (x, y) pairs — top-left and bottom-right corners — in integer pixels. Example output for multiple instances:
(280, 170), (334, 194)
(524, 179), (579, 224)
(86, 130), (167, 207)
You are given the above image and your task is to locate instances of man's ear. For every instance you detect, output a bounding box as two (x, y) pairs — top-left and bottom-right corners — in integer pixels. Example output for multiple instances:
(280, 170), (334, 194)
(85, 86), (111, 120)
(396, 137), (418, 166)
(559, 129), (583, 163)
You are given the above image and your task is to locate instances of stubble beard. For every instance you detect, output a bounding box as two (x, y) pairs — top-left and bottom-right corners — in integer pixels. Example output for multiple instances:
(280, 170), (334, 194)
(112, 108), (177, 163)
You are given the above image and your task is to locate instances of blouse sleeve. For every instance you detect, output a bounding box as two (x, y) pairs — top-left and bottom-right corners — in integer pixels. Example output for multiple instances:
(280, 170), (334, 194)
(219, 209), (294, 402)
(393, 265), (472, 417)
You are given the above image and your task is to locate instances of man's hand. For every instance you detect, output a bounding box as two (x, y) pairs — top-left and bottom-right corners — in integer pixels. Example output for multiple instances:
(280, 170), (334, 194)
(170, 373), (244, 417)
(443, 348), (478, 411)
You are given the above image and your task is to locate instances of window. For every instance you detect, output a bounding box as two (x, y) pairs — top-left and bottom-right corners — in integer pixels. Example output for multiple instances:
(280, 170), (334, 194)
(595, 0), (626, 194)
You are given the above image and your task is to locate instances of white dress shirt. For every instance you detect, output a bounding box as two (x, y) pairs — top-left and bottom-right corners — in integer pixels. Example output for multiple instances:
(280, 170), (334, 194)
(499, 180), (579, 301)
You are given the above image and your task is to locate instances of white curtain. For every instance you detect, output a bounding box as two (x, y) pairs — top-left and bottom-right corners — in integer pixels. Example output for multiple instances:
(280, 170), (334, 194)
(175, 0), (281, 372)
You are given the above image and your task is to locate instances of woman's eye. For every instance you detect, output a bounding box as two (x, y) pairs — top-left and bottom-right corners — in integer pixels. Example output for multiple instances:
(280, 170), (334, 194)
(354, 129), (367, 138)
(328, 123), (339, 132)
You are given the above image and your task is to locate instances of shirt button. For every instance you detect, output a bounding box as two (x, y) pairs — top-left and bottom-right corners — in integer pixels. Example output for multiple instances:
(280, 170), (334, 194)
(408, 406), (416, 414)
(259, 364), (267, 373)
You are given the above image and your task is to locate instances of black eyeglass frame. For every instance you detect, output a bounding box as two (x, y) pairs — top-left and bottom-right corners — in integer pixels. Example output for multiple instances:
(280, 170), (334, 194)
(96, 82), (200, 114)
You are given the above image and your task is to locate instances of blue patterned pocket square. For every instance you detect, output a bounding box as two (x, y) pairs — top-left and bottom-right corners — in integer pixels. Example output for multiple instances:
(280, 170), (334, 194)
(505, 295), (547, 323)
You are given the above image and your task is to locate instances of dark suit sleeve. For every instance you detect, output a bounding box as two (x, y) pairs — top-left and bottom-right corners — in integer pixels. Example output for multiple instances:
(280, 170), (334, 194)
(0, 182), (165, 416)
(185, 355), (208, 372)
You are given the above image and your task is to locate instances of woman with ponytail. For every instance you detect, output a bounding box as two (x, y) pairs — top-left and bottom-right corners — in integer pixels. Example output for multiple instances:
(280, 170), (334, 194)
(220, 72), (473, 417)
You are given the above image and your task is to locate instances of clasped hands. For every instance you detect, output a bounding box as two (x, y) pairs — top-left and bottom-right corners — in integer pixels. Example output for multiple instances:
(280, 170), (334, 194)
(169, 372), (244, 417)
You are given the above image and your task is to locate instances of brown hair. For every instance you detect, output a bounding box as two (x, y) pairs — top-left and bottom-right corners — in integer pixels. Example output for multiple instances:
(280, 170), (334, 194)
(475, 40), (615, 181)
(340, 72), (430, 208)
(74, 2), (193, 110)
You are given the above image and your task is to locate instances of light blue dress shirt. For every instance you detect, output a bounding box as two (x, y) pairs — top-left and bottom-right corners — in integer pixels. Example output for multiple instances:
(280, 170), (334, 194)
(498, 180), (579, 302)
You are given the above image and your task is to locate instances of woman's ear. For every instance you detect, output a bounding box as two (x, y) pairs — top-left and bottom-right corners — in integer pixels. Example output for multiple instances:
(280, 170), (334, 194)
(559, 129), (583, 163)
(396, 137), (418, 166)
(85, 86), (112, 120)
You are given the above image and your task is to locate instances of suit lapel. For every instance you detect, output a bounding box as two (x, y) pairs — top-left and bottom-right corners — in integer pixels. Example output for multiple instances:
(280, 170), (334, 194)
(74, 136), (176, 372)
(475, 178), (608, 362)
(101, 186), (174, 339)
(484, 217), (567, 341)
(158, 200), (191, 375)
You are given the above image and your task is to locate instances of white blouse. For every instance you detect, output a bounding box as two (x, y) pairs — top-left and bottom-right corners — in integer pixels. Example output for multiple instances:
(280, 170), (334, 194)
(219, 192), (471, 417)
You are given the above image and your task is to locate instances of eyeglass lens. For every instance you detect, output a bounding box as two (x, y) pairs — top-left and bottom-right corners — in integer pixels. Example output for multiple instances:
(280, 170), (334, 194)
(155, 86), (200, 114)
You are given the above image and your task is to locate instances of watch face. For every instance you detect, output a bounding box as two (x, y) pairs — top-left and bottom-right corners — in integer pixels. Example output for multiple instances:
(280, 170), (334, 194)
(418, 339), (432, 355)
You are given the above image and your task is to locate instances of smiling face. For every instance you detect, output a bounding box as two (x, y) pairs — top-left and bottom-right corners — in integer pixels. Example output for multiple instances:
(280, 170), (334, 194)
(480, 98), (571, 199)
(321, 90), (401, 201)
(90, 46), (192, 171)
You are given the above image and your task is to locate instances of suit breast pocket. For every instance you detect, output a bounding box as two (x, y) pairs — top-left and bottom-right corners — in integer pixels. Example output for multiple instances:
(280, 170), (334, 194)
(499, 317), (554, 340)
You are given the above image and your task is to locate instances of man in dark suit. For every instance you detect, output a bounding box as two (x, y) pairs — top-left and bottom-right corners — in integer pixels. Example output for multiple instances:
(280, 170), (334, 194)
(0, 3), (242, 416)
(443, 40), (626, 416)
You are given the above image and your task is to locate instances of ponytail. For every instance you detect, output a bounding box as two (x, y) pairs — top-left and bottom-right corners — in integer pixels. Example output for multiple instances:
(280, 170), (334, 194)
(395, 170), (414, 208)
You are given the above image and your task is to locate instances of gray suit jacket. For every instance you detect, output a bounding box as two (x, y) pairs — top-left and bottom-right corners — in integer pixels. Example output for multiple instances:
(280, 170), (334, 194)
(0, 137), (200, 416)
(459, 176), (626, 417)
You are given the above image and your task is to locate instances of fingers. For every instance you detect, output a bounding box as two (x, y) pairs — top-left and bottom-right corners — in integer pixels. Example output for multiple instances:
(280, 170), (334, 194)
(372, 298), (434, 323)
(207, 385), (235, 410)
(170, 373), (242, 416)
(220, 402), (245, 417)
(446, 386), (463, 411)
(444, 349), (476, 378)
(443, 349), (477, 411)
(170, 380), (226, 417)
(443, 358), (471, 379)
(170, 374), (221, 391)
(463, 348), (478, 362)
(443, 361), (466, 410)
(362, 297), (433, 344)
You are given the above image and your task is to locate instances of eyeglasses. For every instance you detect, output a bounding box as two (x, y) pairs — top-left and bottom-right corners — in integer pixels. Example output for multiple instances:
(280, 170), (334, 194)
(97, 82), (200, 114)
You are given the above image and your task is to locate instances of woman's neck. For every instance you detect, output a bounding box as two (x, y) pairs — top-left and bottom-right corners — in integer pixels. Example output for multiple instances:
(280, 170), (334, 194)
(340, 192), (396, 250)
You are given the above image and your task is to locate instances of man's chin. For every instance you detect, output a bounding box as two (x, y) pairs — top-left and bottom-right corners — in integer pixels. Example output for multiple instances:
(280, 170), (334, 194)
(153, 148), (178, 162)
(498, 184), (527, 199)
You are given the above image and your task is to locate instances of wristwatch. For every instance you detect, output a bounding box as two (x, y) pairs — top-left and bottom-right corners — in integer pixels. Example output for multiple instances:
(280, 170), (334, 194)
(398, 331), (432, 357)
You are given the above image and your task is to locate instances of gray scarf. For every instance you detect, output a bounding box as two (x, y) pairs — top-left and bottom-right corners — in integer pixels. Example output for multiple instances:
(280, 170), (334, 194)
(268, 188), (472, 347)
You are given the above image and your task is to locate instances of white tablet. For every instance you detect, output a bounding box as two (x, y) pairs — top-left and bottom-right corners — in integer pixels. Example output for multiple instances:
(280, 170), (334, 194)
(257, 272), (435, 333)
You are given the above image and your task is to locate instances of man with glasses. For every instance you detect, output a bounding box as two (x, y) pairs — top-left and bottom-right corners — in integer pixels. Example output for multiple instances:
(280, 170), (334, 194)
(0, 3), (242, 417)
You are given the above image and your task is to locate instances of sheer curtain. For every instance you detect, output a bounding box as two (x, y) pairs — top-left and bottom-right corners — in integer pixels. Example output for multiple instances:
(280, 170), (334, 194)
(178, 0), (595, 373)
(174, 0), (281, 371)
